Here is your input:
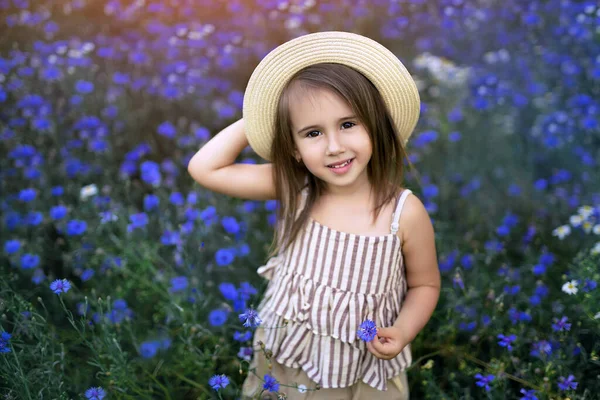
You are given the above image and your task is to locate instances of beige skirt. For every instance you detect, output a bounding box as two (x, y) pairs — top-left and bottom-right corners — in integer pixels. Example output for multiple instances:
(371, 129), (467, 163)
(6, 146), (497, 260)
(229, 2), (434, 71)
(241, 327), (409, 400)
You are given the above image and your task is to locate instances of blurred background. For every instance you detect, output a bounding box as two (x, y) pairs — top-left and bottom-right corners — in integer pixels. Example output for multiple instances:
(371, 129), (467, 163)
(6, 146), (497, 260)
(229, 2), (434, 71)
(0, 0), (599, 399)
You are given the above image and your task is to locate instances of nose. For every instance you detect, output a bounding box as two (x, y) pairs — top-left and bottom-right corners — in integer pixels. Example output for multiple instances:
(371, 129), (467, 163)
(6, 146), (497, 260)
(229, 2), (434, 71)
(326, 131), (345, 155)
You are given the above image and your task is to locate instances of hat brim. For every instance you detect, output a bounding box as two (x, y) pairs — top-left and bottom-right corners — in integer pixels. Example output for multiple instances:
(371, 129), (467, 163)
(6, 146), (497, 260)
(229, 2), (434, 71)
(243, 31), (420, 161)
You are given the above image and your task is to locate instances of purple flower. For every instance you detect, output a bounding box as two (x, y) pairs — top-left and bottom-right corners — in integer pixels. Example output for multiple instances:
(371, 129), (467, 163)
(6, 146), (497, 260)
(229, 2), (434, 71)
(0, 332), (12, 353)
(497, 334), (516, 351)
(357, 319), (378, 342)
(474, 373), (494, 391)
(233, 331), (252, 342)
(239, 308), (262, 328)
(557, 375), (578, 391)
(552, 316), (571, 332)
(209, 309), (229, 327)
(520, 388), (538, 400)
(209, 374), (230, 390)
(84, 387), (106, 400)
(50, 279), (71, 294)
(139, 340), (160, 359)
(75, 80), (94, 94)
(221, 216), (240, 234)
(157, 121), (176, 138)
(169, 276), (188, 293)
(4, 240), (20, 254)
(263, 374), (280, 392)
(215, 248), (235, 266)
(66, 219), (87, 236)
(530, 340), (552, 358)
(21, 253), (40, 269)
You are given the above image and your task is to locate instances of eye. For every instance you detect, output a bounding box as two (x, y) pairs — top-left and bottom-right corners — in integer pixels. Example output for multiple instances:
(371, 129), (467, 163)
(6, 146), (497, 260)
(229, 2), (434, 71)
(305, 122), (356, 138)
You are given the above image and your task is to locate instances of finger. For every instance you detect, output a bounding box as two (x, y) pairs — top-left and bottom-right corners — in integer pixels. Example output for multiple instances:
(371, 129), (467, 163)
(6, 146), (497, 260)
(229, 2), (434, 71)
(369, 338), (391, 358)
(366, 341), (384, 359)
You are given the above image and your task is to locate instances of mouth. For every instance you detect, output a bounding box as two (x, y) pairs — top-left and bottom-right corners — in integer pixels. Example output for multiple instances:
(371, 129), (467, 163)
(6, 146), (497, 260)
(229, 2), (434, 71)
(327, 158), (354, 169)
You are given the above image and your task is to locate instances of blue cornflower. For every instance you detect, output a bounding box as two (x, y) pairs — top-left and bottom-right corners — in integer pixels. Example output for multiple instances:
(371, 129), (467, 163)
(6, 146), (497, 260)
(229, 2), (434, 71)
(81, 269), (94, 282)
(239, 308), (262, 328)
(557, 374), (578, 391)
(233, 331), (252, 342)
(221, 216), (240, 234)
(169, 276), (188, 293)
(552, 316), (571, 332)
(520, 388), (538, 400)
(157, 121), (176, 138)
(75, 80), (94, 94)
(209, 309), (229, 327)
(50, 279), (71, 294)
(0, 332), (12, 353)
(4, 239), (20, 254)
(583, 279), (597, 292)
(169, 191), (184, 206)
(532, 264), (546, 275)
(143, 194), (160, 211)
(50, 205), (68, 220)
(140, 161), (161, 186)
(530, 340), (552, 358)
(21, 253), (40, 269)
(209, 374), (230, 390)
(474, 373), (494, 391)
(215, 248), (235, 266)
(66, 219), (87, 235)
(357, 319), (378, 342)
(127, 212), (148, 232)
(497, 334), (516, 351)
(219, 282), (238, 301)
(139, 340), (160, 359)
(84, 386), (106, 400)
(18, 188), (37, 202)
(194, 127), (210, 140)
(263, 374), (280, 392)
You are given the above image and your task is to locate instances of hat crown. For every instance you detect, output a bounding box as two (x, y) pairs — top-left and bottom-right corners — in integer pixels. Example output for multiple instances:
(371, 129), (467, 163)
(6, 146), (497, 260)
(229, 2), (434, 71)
(243, 31), (420, 161)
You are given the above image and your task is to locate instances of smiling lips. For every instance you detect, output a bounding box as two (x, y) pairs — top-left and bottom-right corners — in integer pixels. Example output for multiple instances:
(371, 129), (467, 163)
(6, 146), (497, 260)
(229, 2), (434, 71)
(327, 158), (354, 168)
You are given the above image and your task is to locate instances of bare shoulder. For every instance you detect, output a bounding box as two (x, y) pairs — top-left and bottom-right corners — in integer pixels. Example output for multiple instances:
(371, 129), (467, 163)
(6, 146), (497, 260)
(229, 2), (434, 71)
(397, 191), (433, 245)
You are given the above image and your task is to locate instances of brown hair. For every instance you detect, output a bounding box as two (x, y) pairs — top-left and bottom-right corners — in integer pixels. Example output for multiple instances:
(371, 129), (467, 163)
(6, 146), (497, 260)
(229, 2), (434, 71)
(268, 63), (416, 257)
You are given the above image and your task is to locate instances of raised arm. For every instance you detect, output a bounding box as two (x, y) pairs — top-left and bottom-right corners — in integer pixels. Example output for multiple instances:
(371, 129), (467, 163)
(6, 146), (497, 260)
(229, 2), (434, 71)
(187, 118), (277, 200)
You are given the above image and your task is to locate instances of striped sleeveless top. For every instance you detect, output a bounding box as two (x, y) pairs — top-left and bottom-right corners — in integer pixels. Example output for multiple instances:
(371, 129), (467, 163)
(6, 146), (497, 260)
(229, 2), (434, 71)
(255, 188), (413, 391)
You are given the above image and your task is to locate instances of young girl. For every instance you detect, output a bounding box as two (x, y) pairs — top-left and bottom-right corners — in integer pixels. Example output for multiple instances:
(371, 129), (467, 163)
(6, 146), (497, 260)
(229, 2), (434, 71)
(188, 31), (440, 399)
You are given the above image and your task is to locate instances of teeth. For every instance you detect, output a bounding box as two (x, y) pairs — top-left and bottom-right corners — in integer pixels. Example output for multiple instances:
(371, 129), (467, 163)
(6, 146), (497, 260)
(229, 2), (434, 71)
(330, 159), (351, 168)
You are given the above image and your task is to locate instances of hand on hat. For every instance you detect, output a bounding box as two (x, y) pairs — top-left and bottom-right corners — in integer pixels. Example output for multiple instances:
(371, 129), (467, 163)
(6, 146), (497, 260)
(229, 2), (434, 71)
(365, 325), (408, 360)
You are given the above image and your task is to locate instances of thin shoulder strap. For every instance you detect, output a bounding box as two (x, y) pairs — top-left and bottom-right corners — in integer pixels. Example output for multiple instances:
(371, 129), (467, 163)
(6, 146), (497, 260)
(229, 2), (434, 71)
(390, 189), (412, 234)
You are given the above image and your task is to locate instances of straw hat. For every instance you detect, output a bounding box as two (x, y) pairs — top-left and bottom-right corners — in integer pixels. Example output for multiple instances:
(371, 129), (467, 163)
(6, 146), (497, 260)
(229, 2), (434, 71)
(242, 31), (421, 161)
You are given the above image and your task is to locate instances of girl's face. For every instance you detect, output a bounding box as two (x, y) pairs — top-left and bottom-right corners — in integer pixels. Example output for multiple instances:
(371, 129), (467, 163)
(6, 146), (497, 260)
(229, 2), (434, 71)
(289, 87), (373, 195)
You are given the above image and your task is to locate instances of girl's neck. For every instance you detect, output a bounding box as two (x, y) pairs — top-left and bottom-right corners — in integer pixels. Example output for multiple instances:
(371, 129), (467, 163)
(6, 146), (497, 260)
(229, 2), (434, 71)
(319, 181), (375, 208)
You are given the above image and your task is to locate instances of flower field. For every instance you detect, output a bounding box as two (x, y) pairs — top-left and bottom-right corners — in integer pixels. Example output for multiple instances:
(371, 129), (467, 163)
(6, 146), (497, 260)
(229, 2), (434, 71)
(1, 0), (599, 399)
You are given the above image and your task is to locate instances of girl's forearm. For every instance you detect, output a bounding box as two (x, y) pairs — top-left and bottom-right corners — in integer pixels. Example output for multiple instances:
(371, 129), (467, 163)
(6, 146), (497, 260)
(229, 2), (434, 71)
(187, 118), (248, 173)
(392, 285), (440, 343)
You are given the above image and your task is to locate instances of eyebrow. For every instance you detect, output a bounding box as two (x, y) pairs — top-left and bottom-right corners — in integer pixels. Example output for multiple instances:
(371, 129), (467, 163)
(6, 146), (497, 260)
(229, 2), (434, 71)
(296, 115), (357, 135)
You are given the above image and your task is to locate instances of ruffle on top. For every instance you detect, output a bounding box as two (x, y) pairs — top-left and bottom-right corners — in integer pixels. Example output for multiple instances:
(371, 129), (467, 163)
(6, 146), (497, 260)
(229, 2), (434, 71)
(254, 249), (411, 391)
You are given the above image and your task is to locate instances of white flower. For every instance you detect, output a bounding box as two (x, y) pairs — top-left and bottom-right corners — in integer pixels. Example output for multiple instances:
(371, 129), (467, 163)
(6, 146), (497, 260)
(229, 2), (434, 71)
(80, 184), (98, 200)
(591, 242), (600, 256)
(297, 384), (307, 393)
(582, 221), (593, 234)
(578, 205), (594, 220)
(562, 280), (578, 295)
(552, 225), (571, 239)
(569, 214), (583, 227)
(594, 312), (600, 319)
(413, 52), (471, 87)
(593, 224), (600, 235)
